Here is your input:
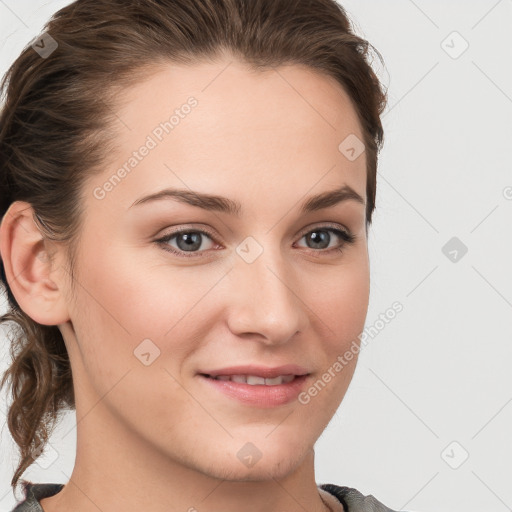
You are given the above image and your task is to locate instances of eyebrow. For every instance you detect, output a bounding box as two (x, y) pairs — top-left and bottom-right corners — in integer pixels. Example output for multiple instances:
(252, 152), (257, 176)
(129, 184), (365, 216)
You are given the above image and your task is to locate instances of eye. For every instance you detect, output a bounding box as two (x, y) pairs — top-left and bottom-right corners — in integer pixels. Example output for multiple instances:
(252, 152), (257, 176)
(154, 224), (356, 258)
(295, 224), (356, 255)
(155, 227), (218, 258)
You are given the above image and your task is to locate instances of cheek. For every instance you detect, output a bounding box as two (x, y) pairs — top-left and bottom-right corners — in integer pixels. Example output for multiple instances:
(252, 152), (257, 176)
(313, 257), (370, 347)
(68, 246), (223, 379)
(67, 254), (196, 427)
(66, 248), (163, 383)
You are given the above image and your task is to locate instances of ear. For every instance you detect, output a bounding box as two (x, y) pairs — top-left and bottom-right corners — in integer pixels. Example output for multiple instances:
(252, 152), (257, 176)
(0, 201), (71, 326)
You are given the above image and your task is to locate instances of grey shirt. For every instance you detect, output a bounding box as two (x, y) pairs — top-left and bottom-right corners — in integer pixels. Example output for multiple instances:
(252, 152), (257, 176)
(10, 481), (402, 511)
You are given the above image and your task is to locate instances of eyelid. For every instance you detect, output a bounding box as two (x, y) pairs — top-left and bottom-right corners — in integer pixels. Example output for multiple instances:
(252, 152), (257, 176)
(296, 221), (350, 238)
(155, 222), (355, 258)
(155, 224), (218, 256)
(157, 221), (350, 240)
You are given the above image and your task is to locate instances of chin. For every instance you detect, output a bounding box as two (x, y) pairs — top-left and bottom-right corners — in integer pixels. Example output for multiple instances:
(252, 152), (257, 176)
(196, 436), (312, 482)
(202, 455), (305, 482)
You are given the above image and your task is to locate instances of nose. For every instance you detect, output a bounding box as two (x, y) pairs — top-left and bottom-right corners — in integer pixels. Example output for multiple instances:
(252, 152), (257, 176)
(224, 243), (309, 346)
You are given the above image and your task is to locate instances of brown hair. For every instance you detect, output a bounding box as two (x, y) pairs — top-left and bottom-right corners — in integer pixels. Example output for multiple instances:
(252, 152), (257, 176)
(0, 0), (386, 493)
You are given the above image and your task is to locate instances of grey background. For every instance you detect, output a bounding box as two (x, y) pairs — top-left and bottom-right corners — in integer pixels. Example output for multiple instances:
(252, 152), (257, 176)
(1, 1), (511, 511)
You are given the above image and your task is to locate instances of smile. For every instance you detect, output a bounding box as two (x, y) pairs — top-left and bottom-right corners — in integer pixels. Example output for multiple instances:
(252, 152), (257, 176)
(198, 373), (309, 407)
(205, 374), (296, 385)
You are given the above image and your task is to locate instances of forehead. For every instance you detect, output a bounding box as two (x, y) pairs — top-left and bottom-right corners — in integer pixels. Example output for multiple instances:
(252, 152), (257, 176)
(115, 57), (363, 139)
(86, 57), (366, 214)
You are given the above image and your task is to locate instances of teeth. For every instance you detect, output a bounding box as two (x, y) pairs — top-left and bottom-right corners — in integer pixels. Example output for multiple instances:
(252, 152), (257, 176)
(246, 375), (266, 385)
(211, 374), (296, 385)
(264, 376), (283, 385)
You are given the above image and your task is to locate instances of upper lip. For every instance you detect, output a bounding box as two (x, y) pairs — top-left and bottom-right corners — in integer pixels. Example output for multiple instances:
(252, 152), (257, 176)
(199, 364), (311, 378)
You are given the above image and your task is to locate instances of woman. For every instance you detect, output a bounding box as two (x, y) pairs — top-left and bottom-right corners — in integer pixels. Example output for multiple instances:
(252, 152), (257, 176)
(0, 0), (401, 511)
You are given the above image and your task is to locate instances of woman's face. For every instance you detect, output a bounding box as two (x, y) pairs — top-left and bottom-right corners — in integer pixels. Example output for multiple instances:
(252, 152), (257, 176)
(59, 54), (370, 481)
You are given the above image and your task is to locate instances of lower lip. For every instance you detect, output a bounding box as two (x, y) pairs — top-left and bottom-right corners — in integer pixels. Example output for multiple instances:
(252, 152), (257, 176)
(198, 374), (309, 407)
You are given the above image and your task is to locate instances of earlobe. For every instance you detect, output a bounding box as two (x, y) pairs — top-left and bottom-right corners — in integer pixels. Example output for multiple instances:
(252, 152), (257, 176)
(0, 201), (70, 326)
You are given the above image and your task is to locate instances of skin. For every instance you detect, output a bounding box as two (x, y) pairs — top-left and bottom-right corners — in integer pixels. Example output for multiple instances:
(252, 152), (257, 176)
(1, 51), (370, 512)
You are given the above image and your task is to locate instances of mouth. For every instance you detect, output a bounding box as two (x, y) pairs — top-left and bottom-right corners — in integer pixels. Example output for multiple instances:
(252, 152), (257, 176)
(197, 372), (311, 407)
(199, 373), (301, 386)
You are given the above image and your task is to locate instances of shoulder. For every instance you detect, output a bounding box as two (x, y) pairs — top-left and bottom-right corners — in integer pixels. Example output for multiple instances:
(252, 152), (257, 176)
(319, 483), (403, 512)
(12, 481), (407, 512)
(10, 481), (65, 512)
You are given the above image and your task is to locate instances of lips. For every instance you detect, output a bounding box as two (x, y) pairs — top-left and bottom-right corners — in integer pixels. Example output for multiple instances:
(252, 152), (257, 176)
(199, 364), (310, 380)
(206, 374), (296, 385)
(199, 372), (310, 407)
(197, 364), (312, 406)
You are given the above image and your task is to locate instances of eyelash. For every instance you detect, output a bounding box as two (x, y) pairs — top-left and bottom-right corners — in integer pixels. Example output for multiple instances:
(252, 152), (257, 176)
(154, 224), (356, 259)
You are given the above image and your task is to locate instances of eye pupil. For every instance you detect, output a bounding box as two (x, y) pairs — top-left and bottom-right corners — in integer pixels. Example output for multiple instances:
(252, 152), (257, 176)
(177, 232), (202, 251)
(307, 230), (330, 249)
